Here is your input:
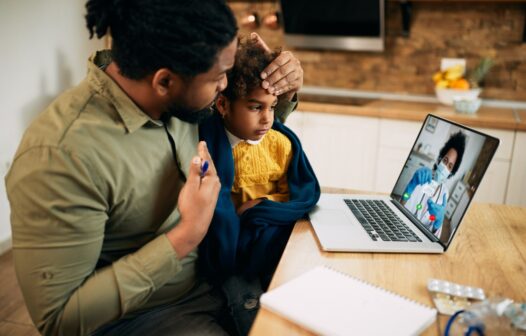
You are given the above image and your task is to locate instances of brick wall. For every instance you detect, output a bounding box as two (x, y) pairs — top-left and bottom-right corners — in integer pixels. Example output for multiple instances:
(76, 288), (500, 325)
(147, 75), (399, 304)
(229, 2), (526, 101)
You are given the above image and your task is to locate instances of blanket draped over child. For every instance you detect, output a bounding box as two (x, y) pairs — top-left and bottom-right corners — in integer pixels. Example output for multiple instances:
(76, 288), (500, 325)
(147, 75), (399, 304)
(198, 113), (320, 280)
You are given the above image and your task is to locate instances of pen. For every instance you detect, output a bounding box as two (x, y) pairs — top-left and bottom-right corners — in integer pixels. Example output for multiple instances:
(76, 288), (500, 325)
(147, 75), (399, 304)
(200, 160), (209, 178)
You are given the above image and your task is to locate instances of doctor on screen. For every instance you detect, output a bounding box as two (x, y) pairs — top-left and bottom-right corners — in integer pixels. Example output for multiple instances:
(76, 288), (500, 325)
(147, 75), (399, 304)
(402, 132), (466, 238)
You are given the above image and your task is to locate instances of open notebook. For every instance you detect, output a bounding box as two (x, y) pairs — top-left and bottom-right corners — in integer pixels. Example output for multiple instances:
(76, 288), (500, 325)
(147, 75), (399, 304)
(260, 266), (436, 336)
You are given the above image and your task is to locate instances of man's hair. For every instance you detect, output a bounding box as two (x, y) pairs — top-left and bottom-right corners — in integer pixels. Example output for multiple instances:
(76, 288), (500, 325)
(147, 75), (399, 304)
(85, 0), (238, 80)
(437, 131), (466, 175)
(221, 38), (280, 100)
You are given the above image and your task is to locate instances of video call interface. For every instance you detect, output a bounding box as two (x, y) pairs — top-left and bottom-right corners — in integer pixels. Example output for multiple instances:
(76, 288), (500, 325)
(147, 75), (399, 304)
(392, 116), (498, 246)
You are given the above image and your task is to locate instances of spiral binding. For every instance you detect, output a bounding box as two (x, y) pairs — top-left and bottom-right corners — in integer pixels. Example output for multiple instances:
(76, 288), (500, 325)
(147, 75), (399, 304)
(323, 265), (434, 311)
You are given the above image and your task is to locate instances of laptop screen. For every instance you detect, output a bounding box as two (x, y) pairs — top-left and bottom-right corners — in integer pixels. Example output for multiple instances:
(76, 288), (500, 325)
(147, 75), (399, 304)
(391, 114), (499, 248)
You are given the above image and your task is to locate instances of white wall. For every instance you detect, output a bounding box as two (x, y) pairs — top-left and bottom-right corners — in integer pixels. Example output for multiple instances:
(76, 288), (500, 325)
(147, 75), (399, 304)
(0, 0), (105, 254)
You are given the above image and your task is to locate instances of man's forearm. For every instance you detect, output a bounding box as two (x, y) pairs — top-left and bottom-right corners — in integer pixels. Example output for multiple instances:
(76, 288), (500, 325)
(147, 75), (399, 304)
(14, 234), (182, 336)
(275, 94), (298, 123)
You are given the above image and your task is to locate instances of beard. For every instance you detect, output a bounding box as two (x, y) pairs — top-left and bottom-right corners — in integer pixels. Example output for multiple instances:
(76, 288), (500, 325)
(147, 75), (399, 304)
(164, 100), (215, 124)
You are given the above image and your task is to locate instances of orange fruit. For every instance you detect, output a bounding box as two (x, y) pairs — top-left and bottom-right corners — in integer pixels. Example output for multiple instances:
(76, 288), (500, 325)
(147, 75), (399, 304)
(450, 78), (470, 90)
(436, 80), (449, 89)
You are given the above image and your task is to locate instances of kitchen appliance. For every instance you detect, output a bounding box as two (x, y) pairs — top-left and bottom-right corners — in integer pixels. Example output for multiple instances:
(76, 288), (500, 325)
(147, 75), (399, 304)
(280, 0), (384, 52)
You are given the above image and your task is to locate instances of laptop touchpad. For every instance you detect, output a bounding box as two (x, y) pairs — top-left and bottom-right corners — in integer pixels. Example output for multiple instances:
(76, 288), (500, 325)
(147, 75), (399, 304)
(311, 209), (354, 228)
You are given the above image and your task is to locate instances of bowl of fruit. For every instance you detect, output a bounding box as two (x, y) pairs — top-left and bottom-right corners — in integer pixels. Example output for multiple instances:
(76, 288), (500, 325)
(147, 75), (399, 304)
(433, 58), (493, 106)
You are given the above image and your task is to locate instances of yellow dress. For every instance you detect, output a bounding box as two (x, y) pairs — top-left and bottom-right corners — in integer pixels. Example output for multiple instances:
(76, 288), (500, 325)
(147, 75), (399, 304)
(231, 129), (293, 209)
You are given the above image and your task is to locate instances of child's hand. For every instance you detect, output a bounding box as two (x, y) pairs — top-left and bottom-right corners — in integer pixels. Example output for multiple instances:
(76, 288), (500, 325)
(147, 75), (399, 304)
(250, 32), (303, 101)
(237, 198), (263, 215)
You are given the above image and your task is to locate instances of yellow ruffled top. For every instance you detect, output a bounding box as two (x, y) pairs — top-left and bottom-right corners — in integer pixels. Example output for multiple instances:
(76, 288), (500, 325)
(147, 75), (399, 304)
(231, 129), (292, 209)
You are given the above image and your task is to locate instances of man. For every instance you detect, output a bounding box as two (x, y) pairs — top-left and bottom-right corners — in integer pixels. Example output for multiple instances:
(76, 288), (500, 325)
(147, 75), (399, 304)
(5, 0), (303, 335)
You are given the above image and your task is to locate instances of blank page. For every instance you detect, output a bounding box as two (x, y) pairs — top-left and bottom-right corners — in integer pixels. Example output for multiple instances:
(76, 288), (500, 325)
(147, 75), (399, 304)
(260, 266), (436, 336)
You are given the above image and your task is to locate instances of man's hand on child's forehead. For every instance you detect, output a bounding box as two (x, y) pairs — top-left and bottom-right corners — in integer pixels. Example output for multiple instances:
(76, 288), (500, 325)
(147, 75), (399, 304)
(251, 32), (272, 52)
(250, 32), (304, 100)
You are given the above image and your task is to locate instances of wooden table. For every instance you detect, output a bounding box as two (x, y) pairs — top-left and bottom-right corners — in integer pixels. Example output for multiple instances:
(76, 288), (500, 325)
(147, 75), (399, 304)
(250, 200), (526, 335)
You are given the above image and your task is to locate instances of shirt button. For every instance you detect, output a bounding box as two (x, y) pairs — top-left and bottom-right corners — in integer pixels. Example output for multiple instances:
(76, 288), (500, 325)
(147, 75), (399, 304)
(42, 271), (53, 280)
(243, 298), (259, 310)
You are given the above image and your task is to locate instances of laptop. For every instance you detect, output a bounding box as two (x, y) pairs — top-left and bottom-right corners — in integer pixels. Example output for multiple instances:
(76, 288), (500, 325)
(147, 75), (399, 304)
(309, 114), (499, 253)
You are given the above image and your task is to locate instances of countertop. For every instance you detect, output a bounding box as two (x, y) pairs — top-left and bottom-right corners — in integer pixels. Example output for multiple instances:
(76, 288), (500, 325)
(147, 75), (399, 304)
(517, 109), (526, 131)
(297, 93), (524, 131)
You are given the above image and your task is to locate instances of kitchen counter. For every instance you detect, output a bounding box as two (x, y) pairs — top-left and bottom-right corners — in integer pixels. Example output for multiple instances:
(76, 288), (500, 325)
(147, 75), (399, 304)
(297, 94), (522, 131)
(516, 109), (526, 131)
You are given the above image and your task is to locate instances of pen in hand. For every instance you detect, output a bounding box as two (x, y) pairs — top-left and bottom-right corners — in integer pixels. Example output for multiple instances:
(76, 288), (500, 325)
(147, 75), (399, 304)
(200, 160), (209, 178)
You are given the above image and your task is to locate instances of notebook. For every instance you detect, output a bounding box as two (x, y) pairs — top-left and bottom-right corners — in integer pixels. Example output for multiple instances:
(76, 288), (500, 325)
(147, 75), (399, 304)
(309, 114), (499, 253)
(260, 266), (437, 336)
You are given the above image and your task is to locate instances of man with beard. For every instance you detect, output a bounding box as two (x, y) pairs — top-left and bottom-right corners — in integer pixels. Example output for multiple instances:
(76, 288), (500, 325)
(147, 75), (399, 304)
(4, 0), (303, 335)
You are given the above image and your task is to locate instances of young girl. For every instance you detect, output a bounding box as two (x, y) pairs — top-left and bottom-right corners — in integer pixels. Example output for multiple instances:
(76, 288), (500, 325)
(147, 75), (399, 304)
(198, 39), (320, 335)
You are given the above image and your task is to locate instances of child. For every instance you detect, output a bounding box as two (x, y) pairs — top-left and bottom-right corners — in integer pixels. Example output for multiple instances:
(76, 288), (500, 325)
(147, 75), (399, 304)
(217, 48), (293, 216)
(198, 39), (320, 335)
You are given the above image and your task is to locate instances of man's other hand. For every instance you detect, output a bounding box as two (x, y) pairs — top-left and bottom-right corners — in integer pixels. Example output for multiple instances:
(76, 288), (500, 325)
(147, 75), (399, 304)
(167, 141), (221, 258)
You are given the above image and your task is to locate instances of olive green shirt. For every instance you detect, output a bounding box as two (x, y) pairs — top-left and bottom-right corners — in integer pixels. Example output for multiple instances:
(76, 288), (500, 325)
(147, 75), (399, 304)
(5, 50), (297, 336)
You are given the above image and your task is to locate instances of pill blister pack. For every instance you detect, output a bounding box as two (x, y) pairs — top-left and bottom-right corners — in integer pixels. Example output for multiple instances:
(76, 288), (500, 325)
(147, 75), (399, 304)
(427, 279), (486, 315)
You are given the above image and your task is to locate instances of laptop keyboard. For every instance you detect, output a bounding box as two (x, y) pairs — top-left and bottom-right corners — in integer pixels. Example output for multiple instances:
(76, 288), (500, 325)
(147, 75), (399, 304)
(344, 199), (422, 242)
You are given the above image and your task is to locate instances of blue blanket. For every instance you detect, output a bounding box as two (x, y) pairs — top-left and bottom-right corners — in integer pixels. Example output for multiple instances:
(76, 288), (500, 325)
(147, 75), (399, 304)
(198, 113), (320, 280)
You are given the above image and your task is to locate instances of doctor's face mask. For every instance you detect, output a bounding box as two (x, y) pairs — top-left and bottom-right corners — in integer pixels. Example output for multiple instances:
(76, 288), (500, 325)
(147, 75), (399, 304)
(433, 148), (459, 183)
(434, 162), (450, 183)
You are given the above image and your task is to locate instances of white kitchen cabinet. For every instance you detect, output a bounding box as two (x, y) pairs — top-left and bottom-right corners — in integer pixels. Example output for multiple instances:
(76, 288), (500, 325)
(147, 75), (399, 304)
(505, 131), (526, 205)
(374, 119), (423, 193)
(291, 109), (522, 205)
(283, 110), (304, 139)
(476, 128), (514, 161)
(299, 111), (380, 191)
(472, 127), (514, 204)
(473, 160), (510, 204)
(375, 147), (412, 193)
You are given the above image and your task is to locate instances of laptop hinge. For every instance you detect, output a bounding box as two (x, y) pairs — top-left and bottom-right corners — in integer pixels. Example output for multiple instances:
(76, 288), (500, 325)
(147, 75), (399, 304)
(391, 199), (444, 246)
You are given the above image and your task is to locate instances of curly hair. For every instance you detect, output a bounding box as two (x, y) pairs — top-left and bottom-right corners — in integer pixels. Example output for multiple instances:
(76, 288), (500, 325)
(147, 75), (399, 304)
(437, 131), (466, 175)
(85, 0), (238, 80)
(221, 38), (280, 100)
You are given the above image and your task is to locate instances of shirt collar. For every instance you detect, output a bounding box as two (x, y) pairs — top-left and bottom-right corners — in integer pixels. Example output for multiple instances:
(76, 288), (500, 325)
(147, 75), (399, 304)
(224, 127), (264, 148)
(87, 50), (158, 133)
